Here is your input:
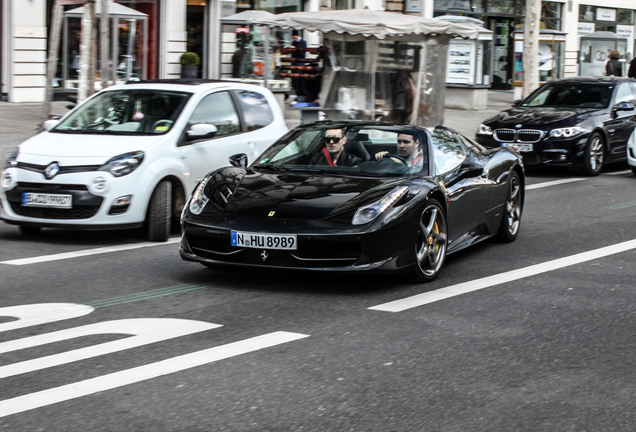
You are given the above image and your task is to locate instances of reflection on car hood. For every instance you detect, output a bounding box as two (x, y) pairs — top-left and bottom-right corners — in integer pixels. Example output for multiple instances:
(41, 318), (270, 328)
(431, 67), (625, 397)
(17, 131), (164, 162)
(487, 107), (598, 126)
(224, 170), (404, 219)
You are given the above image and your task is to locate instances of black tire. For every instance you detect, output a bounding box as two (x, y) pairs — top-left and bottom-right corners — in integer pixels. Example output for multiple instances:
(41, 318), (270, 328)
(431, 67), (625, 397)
(631, 166), (636, 176)
(413, 200), (448, 282)
(19, 225), (41, 236)
(581, 132), (605, 176)
(496, 171), (523, 243)
(147, 180), (172, 242)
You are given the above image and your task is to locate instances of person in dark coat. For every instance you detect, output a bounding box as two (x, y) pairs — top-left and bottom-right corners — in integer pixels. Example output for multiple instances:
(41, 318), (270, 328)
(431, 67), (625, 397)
(291, 30), (310, 103)
(310, 128), (361, 167)
(606, 50), (622, 76)
(628, 57), (636, 78)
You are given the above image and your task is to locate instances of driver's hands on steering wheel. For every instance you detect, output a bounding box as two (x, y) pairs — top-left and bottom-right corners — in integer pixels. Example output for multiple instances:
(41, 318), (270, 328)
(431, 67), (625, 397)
(375, 151), (389, 160)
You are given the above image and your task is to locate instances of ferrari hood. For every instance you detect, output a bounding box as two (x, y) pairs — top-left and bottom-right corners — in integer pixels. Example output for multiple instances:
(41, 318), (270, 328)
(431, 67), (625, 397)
(486, 107), (597, 127)
(222, 169), (404, 219)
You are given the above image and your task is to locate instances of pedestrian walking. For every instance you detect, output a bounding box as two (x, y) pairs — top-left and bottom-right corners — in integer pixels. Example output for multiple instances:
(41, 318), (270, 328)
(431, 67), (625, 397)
(605, 49), (622, 77)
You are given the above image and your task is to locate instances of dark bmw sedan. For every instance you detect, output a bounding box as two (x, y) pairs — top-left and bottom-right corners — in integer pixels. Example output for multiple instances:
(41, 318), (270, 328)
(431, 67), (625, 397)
(475, 77), (636, 175)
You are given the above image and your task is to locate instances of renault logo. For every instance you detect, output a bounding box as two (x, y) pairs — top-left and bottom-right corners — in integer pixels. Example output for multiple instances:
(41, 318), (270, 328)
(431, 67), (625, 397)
(44, 162), (60, 180)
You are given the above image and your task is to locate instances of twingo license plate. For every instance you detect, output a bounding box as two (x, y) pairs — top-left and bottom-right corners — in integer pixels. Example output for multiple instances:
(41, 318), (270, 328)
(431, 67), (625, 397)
(504, 143), (533, 152)
(231, 231), (297, 250)
(22, 193), (72, 208)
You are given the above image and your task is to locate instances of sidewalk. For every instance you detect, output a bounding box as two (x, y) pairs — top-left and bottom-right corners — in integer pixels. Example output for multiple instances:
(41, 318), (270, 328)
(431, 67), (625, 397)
(0, 91), (513, 159)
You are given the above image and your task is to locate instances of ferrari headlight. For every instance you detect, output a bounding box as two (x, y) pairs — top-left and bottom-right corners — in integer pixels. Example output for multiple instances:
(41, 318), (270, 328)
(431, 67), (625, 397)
(352, 186), (409, 225)
(478, 124), (493, 135)
(549, 127), (586, 139)
(99, 151), (144, 177)
(3, 149), (18, 171)
(189, 175), (212, 215)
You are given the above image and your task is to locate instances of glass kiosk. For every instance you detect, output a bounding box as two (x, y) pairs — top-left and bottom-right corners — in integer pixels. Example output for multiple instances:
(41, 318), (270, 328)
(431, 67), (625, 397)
(579, 31), (628, 77)
(435, 16), (494, 110)
(512, 30), (566, 100)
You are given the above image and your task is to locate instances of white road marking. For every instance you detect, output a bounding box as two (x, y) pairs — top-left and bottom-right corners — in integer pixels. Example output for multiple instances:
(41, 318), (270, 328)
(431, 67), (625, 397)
(369, 238), (636, 313)
(0, 331), (309, 418)
(606, 170), (632, 176)
(526, 178), (586, 190)
(0, 318), (220, 379)
(0, 238), (180, 266)
(0, 304), (94, 333)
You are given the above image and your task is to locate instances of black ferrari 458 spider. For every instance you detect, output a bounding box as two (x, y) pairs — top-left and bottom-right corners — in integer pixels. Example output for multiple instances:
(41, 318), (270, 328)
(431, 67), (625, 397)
(179, 121), (525, 281)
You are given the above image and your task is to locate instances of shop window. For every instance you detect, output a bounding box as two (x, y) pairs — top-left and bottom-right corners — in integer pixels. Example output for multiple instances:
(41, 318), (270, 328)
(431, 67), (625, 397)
(541, 2), (561, 31)
(617, 9), (634, 25)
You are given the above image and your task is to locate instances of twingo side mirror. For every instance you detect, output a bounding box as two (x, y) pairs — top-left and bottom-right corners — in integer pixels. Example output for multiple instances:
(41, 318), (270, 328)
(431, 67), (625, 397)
(614, 101), (635, 112)
(187, 123), (218, 140)
(42, 119), (60, 131)
(512, 99), (523, 107)
(229, 153), (248, 168)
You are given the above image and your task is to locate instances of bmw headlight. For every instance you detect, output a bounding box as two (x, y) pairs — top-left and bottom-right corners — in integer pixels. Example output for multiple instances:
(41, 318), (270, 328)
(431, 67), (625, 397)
(189, 174), (212, 215)
(352, 186), (409, 225)
(478, 124), (493, 135)
(99, 151), (144, 177)
(3, 149), (18, 171)
(549, 127), (586, 139)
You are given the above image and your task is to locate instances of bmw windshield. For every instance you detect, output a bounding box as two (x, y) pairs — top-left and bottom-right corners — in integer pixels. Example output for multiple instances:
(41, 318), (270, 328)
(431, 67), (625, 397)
(52, 89), (191, 135)
(522, 82), (614, 109)
(255, 124), (429, 177)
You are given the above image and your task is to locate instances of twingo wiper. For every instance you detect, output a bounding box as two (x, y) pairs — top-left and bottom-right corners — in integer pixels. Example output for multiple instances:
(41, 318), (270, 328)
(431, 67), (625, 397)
(52, 129), (140, 135)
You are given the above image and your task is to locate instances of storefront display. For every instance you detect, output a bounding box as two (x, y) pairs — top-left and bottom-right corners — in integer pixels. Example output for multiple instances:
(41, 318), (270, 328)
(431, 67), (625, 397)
(579, 31), (628, 76)
(512, 30), (565, 86)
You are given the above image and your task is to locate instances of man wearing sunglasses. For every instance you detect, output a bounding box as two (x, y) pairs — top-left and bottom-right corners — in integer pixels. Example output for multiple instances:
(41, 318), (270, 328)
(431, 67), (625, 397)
(310, 128), (362, 167)
(375, 132), (424, 168)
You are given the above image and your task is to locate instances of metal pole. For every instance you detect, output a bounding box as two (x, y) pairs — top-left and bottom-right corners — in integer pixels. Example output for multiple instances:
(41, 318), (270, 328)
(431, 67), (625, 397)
(523, 0), (540, 98)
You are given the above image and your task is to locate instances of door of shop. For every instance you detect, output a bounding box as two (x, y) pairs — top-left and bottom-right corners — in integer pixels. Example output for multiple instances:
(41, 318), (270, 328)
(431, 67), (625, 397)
(490, 18), (514, 90)
(187, 1), (208, 78)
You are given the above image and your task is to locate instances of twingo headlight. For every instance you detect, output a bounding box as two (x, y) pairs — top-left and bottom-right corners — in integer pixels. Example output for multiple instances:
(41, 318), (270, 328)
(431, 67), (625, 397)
(549, 126), (586, 139)
(352, 185), (409, 225)
(99, 151), (144, 177)
(478, 124), (493, 135)
(189, 174), (212, 215)
(3, 149), (18, 171)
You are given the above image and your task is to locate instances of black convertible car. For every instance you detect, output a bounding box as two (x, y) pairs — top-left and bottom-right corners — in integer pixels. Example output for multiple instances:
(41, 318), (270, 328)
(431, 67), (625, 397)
(179, 122), (525, 281)
(475, 77), (636, 175)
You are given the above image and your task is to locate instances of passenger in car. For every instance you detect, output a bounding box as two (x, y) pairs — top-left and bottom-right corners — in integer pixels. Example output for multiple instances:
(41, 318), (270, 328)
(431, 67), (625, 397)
(374, 132), (424, 168)
(310, 128), (362, 167)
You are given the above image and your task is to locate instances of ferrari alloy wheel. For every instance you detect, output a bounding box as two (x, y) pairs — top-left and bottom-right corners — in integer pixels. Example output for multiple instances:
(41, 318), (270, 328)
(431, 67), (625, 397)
(496, 171), (522, 243)
(582, 132), (604, 176)
(413, 200), (448, 282)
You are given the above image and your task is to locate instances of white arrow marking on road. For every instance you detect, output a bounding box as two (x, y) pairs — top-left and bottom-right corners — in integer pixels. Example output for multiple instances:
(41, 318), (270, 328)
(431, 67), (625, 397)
(0, 238), (180, 266)
(0, 331), (309, 418)
(0, 303), (94, 333)
(0, 318), (221, 379)
(369, 238), (636, 312)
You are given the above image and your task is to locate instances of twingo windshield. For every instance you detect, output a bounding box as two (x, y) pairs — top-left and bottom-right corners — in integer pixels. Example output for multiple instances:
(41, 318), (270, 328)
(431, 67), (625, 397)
(522, 82), (614, 109)
(52, 89), (191, 135)
(255, 124), (429, 177)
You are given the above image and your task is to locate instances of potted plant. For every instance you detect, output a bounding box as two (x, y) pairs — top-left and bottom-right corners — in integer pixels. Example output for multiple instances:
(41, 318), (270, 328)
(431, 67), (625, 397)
(180, 52), (200, 79)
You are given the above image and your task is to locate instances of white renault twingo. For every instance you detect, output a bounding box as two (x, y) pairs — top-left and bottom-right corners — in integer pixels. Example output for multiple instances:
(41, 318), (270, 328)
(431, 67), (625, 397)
(0, 80), (288, 241)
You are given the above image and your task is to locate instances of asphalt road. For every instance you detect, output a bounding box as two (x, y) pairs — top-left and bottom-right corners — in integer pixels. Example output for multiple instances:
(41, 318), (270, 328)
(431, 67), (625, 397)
(1, 164), (635, 431)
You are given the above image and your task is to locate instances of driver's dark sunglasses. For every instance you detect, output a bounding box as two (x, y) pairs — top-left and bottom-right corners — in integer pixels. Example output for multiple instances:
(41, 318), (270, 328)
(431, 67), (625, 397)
(325, 136), (342, 143)
(397, 139), (412, 144)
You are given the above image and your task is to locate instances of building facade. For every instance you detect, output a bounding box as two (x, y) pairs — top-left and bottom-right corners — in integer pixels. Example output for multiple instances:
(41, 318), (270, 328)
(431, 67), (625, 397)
(1, 0), (635, 102)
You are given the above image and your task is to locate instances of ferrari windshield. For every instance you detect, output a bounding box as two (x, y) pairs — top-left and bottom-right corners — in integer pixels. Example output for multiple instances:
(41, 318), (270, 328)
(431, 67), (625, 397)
(52, 89), (191, 135)
(255, 124), (429, 177)
(522, 82), (614, 108)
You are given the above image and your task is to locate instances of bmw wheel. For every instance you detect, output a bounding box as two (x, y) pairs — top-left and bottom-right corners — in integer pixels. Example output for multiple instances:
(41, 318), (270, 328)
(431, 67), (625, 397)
(413, 200), (448, 282)
(582, 132), (604, 176)
(496, 171), (523, 243)
(147, 180), (172, 242)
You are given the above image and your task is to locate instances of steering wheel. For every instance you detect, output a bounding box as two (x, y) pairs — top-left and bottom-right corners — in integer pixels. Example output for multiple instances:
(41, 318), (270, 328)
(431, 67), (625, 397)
(88, 116), (117, 129)
(152, 120), (174, 131)
(381, 153), (410, 167)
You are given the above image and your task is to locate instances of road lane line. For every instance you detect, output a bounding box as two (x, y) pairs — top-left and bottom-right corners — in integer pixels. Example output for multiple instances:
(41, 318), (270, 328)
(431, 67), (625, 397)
(606, 170), (631, 175)
(0, 238), (180, 266)
(526, 178), (586, 190)
(0, 331), (309, 419)
(369, 238), (636, 313)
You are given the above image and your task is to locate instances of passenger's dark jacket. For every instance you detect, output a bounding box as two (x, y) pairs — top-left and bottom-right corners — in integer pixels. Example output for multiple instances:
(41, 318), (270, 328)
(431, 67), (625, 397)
(310, 149), (362, 167)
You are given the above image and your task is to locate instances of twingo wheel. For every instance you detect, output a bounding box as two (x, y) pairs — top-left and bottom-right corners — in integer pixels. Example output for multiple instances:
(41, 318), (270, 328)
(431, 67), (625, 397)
(496, 171), (523, 243)
(413, 200), (448, 282)
(582, 132), (605, 176)
(147, 180), (172, 242)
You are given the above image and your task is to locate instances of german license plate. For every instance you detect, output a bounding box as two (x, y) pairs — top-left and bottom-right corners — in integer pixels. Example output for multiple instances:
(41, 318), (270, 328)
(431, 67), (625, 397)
(504, 143), (533, 152)
(22, 193), (72, 208)
(231, 231), (297, 250)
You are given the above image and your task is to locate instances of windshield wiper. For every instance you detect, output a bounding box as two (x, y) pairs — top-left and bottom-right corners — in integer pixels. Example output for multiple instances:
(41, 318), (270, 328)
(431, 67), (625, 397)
(52, 129), (141, 135)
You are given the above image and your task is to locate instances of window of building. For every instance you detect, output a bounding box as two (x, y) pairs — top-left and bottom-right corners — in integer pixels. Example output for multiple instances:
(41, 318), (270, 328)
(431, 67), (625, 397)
(541, 2), (561, 30)
(617, 9), (634, 25)
(334, 0), (355, 10)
